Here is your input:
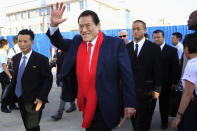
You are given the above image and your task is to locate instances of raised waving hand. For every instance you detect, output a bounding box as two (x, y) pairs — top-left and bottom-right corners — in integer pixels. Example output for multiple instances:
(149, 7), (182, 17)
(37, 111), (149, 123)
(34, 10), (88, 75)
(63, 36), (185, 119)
(50, 2), (67, 27)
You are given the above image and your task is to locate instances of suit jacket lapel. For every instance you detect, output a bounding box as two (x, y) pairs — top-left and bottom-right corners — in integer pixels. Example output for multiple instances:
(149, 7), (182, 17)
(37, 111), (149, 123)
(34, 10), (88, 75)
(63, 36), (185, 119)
(23, 51), (35, 76)
(15, 53), (22, 75)
(137, 40), (148, 59)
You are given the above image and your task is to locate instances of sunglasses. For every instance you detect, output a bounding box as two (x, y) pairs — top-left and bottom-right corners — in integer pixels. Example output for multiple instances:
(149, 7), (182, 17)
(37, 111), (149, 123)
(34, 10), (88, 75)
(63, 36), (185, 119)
(118, 35), (127, 38)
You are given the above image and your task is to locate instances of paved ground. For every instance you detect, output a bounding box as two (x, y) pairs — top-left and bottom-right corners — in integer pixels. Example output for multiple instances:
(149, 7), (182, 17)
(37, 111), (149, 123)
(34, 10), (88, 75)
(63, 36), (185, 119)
(0, 71), (174, 131)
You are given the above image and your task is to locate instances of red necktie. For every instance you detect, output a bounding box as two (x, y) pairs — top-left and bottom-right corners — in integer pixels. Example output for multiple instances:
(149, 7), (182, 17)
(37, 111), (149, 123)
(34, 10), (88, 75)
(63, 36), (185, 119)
(87, 43), (93, 71)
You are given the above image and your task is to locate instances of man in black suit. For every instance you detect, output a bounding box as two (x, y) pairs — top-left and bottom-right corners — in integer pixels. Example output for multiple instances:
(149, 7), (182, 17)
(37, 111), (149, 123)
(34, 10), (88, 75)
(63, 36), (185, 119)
(151, 30), (180, 129)
(10, 29), (53, 131)
(127, 20), (162, 131)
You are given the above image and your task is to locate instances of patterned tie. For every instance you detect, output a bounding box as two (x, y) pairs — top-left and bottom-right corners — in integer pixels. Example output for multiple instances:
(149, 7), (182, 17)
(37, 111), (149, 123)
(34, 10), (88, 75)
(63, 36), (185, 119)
(15, 56), (27, 97)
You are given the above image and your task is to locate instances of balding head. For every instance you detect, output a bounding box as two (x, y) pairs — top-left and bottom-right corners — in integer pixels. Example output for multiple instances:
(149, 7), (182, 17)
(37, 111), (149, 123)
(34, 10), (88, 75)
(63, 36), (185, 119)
(188, 10), (197, 31)
(118, 30), (129, 45)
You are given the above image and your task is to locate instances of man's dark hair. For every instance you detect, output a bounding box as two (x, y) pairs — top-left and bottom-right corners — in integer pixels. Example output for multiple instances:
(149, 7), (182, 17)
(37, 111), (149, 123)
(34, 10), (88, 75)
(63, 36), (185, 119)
(153, 30), (165, 37)
(13, 36), (18, 44)
(144, 33), (149, 39)
(78, 10), (100, 25)
(0, 39), (8, 48)
(183, 33), (197, 53)
(172, 32), (182, 41)
(133, 20), (146, 29)
(18, 29), (34, 40)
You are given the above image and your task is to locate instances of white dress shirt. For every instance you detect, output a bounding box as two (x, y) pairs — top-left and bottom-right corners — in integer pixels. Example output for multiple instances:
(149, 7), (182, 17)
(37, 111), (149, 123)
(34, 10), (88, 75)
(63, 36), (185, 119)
(8, 44), (21, 58)
(160, 42), (165, 50)
(19, 50), (32, 68)
(0, 49), (8, 73)
(134, 37), (146, 56)
(174, 42), (183, 60)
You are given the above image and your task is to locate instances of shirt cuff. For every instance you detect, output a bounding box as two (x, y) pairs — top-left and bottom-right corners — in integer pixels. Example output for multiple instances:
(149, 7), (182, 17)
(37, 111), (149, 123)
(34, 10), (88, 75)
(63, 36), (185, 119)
(49, 26), (59, 36)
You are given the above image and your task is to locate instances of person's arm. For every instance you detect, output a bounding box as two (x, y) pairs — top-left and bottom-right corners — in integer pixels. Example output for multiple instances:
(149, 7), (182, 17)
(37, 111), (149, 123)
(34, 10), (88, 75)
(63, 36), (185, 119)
(171, 80), (194, 130)
(2, 63), (12, 80)
(46, 2), (76, 52)
(37, 57), (53, 103)
(153, 45), (162, 99)
(171, 48), (180, 88)
(118, 39), (136, 118)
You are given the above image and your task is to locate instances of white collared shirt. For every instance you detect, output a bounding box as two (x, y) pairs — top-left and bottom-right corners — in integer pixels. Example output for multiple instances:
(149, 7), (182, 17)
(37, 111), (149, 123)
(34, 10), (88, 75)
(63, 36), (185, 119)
(8, 44), (21, 58)
(134, 37), (145, 56)
(174, 42), (183, 60)
(0, 49), (8, 73)
(160, 42), (165, 50)
(19, 50), (32, 68)
(182, 57), (197, 95)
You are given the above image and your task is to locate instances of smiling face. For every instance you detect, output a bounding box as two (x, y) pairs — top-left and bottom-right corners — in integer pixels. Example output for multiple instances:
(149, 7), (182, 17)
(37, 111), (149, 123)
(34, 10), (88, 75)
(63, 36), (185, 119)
(79, 15), (100, 42)
(18, 34), (34, 55)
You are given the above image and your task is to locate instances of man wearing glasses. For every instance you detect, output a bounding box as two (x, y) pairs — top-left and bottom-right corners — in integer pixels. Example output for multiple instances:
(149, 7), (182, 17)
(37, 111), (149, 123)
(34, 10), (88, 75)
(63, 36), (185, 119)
(118, 30), (129, 45)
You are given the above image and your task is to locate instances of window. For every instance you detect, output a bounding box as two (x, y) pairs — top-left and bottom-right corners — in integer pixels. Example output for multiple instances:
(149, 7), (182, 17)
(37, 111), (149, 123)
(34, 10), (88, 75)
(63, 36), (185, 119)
(80, 1), (84, 10)
(8, 15), (10, 22)
(21, 13), (24, 20)
(47, 8), (50, 15)
(16, 27), (18, 34)
(67, 3), (70, 12)
(9, 28), (11, 35)
(15, 14), (17, 21)
(27, 11), (30, 18)
(40, 23), (43, 32)
(47, 23), (50, 28)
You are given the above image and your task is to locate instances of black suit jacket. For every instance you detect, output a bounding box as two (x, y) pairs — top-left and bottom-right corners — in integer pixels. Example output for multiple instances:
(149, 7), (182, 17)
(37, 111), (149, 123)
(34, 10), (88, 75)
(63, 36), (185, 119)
(160, 44), (180, 89)
(11, 51), (53, 103)
(127, 40), (162, 97)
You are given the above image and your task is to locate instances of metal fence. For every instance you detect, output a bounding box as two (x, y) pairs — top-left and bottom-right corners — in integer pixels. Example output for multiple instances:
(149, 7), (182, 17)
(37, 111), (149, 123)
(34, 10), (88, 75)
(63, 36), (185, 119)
(1, 25), (194, 58)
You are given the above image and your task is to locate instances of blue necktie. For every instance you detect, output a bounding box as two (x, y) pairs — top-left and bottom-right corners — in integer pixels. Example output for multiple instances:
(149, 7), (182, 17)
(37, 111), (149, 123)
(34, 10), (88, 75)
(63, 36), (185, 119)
(15, 56), (27, 97)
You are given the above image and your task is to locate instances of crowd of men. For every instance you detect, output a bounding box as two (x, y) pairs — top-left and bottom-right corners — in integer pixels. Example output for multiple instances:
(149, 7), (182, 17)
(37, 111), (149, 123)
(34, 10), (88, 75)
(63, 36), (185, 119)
(0, 2), (197, 131)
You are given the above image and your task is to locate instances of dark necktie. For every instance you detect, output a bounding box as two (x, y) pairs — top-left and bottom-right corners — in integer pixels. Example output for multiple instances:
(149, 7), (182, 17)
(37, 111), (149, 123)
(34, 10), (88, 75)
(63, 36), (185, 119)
(15, 56), (27, 97)
(134, 44), (139, 58)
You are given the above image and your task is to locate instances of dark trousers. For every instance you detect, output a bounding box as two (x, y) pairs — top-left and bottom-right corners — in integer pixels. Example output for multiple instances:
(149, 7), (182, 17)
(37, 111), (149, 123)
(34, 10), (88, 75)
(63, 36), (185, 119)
(148, 98), (157, 127)
(0, 72), (10, 109)
(131, 95), (152, 131)
(178, 100), (197, 131)
(159, 88), (170, 124)
(86, 105), (111, 131)
(18, 98), (43, 131)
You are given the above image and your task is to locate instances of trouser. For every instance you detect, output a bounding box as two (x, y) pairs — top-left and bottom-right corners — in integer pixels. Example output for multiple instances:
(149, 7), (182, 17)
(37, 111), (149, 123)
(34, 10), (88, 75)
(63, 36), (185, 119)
(148, 98), (157, 127)
(86, 105), (111, 131)
(0, 72), (10, 109)
(159, 88), (170, 124)
(131, 95), (152, 131)
(18, 97), (43, 131)
(178, 100), (197, 131)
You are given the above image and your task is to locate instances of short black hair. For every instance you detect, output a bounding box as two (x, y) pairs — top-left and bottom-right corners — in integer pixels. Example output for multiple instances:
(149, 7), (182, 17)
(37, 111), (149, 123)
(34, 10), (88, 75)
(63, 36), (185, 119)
(133, 20), (146, 29)
(183, 33), (197, 53)
(153, 30), (165, 37)
(0, 39), (8, 48)
(13, 36), (18, 44)
(144, 33), (149, 38)
(18, 29), (34, 40)
(172, 32), (182, 41)
(78, 10), (100, 25)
